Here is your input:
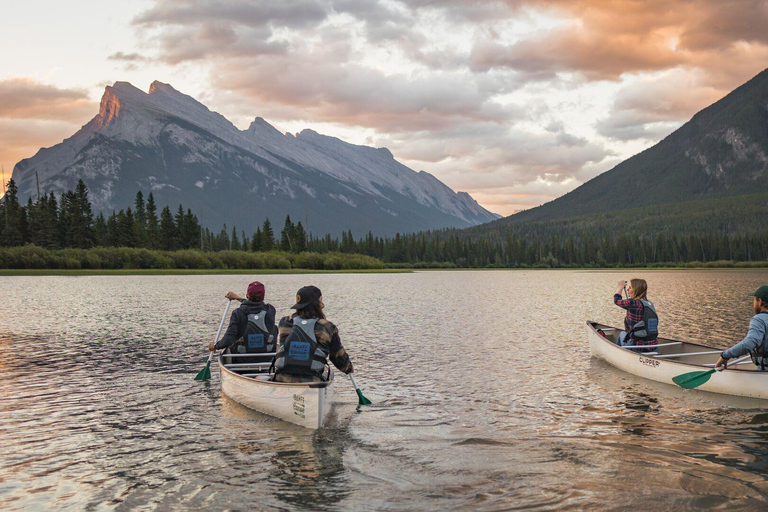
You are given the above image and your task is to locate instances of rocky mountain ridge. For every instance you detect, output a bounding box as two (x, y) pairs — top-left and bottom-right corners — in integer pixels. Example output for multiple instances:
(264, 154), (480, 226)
(12, 81), (499, 236)
(495, 67), (768, 226)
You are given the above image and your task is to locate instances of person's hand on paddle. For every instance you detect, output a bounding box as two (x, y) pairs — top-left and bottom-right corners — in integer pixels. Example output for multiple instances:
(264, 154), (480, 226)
(715, 355), (728, 370)
(225, 291), (242, 301)
(208, 342), (216, 352)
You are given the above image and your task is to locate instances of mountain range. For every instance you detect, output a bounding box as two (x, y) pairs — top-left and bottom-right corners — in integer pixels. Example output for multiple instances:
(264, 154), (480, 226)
(11, 81), (499, 236)
(489, 67), (768, 233)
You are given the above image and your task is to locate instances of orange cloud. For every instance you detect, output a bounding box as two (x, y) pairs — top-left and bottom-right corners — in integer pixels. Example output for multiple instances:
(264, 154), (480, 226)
(0, 79), (96, 171)
(0, 79), (95, 121)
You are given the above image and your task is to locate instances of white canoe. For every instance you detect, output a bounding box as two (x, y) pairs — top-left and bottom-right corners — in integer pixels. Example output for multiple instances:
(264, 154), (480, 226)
(218, 353), (334, 429)
(587, 321), (768, 400)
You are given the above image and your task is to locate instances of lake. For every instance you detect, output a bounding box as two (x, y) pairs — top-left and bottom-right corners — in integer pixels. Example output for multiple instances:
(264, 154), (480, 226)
(2, 270), (768, 510)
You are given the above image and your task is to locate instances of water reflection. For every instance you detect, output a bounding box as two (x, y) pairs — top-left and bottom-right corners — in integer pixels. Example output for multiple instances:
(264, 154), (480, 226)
(2, 270), (768, 509)
(218, 396), (350, 509)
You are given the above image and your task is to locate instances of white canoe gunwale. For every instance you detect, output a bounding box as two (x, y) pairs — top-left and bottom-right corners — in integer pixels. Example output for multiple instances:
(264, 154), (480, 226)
(586, 321), (768, 400)
(218, 353), (334, 429)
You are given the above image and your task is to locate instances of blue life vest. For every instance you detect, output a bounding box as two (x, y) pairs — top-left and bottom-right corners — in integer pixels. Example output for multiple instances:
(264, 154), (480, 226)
(274, 318), (329, 379)
(629, 300), (659, 341)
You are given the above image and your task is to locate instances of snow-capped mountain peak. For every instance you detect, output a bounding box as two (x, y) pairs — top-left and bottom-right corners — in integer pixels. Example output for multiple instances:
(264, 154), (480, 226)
(12, 81), (500, 236)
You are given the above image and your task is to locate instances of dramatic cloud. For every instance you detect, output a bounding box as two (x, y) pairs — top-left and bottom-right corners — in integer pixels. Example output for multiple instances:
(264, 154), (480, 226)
(0, 79), (95, 122)
(596, 70), (724, 141)
(6, 0), (768, 214)
(0, 79), (96, 174)
(117, 0), (768, 213)
(0, 119), (79, 172)
(469, 30), (683, 81)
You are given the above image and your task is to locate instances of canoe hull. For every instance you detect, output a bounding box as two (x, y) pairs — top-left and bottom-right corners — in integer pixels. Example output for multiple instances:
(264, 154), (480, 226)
(587, 321), (768, 400)
(219, 357), (333, 429)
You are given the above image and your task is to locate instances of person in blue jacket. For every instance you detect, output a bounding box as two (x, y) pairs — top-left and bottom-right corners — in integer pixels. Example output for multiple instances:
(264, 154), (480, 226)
(716, 285), (768, 370)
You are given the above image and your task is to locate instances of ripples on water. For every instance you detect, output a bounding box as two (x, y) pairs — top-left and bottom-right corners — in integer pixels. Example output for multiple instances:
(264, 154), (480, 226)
(2, 270), (768, 510)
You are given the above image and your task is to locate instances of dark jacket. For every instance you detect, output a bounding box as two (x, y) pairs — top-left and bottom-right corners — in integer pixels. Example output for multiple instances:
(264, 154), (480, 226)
(214, 300), (277, 350)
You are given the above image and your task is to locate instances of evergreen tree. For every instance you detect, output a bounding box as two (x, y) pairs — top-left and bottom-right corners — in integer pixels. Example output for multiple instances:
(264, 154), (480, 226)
(231, 225), (241, 251)
(261, 218), (275, 251)
(182, 209), (200, 250)
(146, 193), (159, 249)
(0, 179), (24, 246)
(58, 190), (76, 247)
(251, 227), (263, 252)
(106, 211), (119, 246)
(294, 221), (307, 252)
(27, 197), (41, 246)
(175, 205), (186, 248)
(159, 206), (177, 250)
(43, 193), (59, 248)
(29, 193), (59, 249)
(213, 224), (230, 252)
(280, 215), (296, 251)
(76, 179), (95, 248)
(94, 212), (107, 246)
(117, 208), (137, 247)
(134, 191), (148, 248)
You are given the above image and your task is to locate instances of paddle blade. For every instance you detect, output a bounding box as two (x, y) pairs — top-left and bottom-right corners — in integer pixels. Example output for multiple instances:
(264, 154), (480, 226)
(672, 369), (716, 389)
(194, 361), (212, 381)
(356, 388), (372, 405)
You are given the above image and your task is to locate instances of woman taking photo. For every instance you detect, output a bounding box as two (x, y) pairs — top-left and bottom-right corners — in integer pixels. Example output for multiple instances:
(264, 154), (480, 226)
(613, 278), (659, 351)
(273, 285), (354, 383)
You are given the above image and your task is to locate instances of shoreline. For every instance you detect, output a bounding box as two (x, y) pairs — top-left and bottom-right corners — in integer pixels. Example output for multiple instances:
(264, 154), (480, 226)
(2, 266), (767, 276)
(0, 268), (413, 276)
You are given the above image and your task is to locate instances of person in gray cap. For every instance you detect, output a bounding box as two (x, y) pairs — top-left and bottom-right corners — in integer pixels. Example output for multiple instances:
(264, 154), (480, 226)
(716, 285), (768, 370)
(273, 285), (354, 383)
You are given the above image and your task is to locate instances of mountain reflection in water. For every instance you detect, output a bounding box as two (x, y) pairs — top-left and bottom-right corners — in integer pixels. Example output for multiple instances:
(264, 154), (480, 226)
(1, 270), (768, 510)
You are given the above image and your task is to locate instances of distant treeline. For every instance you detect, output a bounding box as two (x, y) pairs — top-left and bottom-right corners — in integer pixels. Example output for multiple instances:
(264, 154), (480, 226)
(1, 179), (768, 269)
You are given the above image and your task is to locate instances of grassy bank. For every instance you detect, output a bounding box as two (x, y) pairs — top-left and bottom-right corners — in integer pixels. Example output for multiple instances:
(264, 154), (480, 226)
(0, 245), (388, 272)
(1, 245), (767, 274)
(0, 268), (412, 276)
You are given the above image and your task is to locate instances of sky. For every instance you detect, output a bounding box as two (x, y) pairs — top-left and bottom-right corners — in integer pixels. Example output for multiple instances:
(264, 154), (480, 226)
(1, 0), (767, 216)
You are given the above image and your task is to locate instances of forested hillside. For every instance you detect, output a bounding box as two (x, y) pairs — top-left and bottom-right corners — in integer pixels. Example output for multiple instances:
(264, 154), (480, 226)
(498, 68), (768, 225)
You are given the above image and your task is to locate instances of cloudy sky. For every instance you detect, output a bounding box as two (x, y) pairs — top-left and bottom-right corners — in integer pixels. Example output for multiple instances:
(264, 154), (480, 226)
(2, 0), (767, 215)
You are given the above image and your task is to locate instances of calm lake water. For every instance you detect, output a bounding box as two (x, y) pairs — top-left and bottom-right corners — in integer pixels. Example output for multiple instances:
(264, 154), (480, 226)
(2, 270), (768, 510)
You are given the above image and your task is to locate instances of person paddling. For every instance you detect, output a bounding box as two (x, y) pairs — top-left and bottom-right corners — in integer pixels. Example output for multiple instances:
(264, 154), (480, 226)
(613, 278), (659, 351)
(715, 285), (768, 370)
(273, 285), (354, 383)
(208, 281), (277, 358)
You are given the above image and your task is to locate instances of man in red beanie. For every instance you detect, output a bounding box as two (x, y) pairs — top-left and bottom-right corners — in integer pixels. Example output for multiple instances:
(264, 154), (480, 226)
(208, 281), (277, 356)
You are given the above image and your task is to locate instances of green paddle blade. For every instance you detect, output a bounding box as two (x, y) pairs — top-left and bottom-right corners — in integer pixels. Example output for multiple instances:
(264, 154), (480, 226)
(194, 361), (211, 381)
(355, 388), (372, 405)
(672, 369), (716, 389)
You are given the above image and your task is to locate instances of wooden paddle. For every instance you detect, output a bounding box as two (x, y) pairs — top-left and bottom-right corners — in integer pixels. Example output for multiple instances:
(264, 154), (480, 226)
(195, 299), (232, 381)
(672, 355), (751, 389)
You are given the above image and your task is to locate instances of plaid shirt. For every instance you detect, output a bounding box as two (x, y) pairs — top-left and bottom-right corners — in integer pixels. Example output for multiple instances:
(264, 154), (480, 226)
(274, 315), (353, 383)
(614, 294), (657, 346)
